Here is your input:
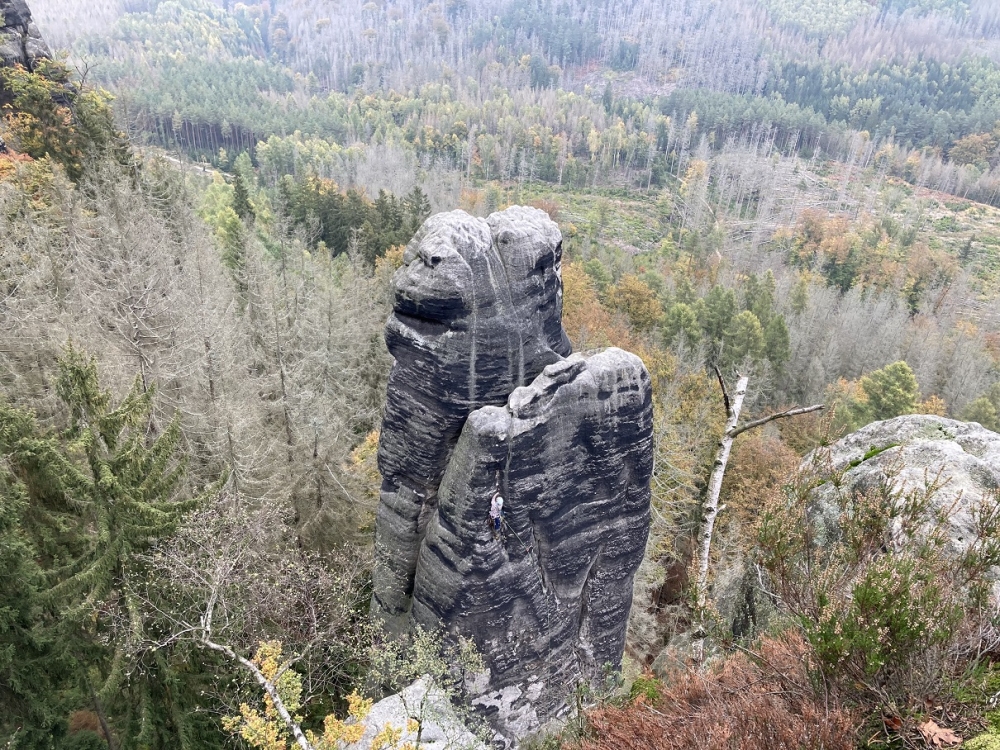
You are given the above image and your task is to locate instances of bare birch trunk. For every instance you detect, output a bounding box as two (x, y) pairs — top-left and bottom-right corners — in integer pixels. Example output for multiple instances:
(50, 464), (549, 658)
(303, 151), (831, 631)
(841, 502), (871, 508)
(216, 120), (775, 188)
(693, 369), (823, 661)
(696, 373), (748, 618)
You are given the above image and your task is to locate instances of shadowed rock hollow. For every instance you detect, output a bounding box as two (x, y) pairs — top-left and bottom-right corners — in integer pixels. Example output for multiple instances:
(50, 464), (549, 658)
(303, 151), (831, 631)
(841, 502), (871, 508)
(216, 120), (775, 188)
(373, 207), (653, 743)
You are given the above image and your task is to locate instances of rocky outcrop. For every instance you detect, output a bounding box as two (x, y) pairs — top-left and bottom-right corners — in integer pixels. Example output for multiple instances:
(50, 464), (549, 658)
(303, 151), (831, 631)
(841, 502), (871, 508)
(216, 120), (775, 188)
(412, 350), (653, 738)
(0, 0), (50, 73)
(808, 415), (1000, 567)
(374, 208), (653, 743)
(374, 207), (571, 624)
(652, 415), (1000, 679)
(345, 678), (486, 750)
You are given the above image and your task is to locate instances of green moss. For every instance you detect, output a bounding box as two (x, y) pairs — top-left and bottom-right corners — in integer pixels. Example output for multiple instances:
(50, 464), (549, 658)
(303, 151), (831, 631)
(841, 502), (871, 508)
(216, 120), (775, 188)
(628, 675), (662, 704)
(863, 442), (899, 460)
(847, 443), (900, 468)
(965, 731), (1000, 750)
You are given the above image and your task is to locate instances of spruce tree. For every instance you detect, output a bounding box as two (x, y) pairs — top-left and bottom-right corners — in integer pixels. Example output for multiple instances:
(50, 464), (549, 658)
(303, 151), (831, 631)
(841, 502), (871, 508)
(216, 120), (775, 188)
(403, 185), (431, 234)
(0, 345), (218, 748)
(232, 170), (255, 222)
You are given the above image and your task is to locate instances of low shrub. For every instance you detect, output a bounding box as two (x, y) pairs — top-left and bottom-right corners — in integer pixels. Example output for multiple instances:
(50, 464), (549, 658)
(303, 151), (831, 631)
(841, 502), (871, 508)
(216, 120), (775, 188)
(757, 456), (1000, 706)
(577, 632), (856, 750)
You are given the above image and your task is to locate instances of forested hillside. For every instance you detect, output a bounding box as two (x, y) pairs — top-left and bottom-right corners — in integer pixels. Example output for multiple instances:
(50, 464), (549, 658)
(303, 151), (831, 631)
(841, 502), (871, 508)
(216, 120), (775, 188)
(6, 0), (1000, 747)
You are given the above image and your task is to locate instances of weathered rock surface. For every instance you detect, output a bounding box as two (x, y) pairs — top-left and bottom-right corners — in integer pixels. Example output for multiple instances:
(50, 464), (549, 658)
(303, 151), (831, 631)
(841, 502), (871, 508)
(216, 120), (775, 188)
(651, 415), (1000, 679)
(808, 415), (1000, 564)
(344, 678), (486, 750)
(412, 350), (653, 739)
(0, 0), (50, 73)
(373, 208), (653, 743)
(374, 207), (572, 624)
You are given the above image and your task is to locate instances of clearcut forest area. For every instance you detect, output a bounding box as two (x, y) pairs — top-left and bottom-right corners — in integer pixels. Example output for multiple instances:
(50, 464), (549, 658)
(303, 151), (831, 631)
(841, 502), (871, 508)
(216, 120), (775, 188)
(7, 0), (1000, 747)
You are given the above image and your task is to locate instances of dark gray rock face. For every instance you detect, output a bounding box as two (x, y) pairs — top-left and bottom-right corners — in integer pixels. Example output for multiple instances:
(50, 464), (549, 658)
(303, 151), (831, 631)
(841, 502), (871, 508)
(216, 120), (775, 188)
(374, 207), (653, 742)
(0, 0), (50, 73)
(374, 207), (572, 623)
(412, 350), (653, 738)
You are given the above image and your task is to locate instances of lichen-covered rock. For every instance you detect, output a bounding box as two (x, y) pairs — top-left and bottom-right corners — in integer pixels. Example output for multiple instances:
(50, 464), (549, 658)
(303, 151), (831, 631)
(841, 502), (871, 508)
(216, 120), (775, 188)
(0, 0), (50, 72)
(809, 415), (1000, 565)
(344, 678), (486, 750)
(374, 207), (571, 625)
(410, 350), (653, 740)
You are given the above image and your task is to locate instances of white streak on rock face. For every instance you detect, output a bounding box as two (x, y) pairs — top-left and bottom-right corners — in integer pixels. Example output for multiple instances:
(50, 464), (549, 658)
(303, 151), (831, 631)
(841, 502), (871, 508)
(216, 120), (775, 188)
(373, 208), (653, 745)
(471, 684), (541, 744)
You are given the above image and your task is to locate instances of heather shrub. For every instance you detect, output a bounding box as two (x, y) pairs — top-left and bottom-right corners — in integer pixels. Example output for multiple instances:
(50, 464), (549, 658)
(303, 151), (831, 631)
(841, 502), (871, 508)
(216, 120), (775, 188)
(756, 455), (1000, 705)
(577, 632), (856, 750)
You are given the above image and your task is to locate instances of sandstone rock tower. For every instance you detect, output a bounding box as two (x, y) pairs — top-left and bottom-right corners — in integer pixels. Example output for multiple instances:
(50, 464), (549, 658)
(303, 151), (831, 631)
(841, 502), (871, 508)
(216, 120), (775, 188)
(0, 0), (51, 73)
(374, 207), (653, 740)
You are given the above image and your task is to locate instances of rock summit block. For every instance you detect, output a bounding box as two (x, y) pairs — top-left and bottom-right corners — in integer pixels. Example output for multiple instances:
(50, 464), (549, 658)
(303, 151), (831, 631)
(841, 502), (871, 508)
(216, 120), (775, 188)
(374, 208), (653, 742)
(0, 0), (50, 73)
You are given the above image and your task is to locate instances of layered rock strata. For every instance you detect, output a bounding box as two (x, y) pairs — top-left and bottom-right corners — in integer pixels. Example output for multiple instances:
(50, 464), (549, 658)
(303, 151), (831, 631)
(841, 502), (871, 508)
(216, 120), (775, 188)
(0, 0), (50, 73)
(374, 207), (653, 742)
(374, 207), (572, 624)
(412, 350), (653, 738)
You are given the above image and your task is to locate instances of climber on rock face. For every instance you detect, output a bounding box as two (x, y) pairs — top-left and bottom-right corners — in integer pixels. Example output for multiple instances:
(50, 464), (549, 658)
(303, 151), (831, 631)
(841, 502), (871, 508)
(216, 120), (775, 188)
(489, 489), (504, 539)
(0, 136), (7, 155)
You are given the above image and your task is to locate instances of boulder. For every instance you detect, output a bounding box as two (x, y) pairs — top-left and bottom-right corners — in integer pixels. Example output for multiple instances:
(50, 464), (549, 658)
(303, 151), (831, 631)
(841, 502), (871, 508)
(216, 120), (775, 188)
(345, 677), (486, 750)
(808, 415), (1000, 564)
(651, 415), (1000, 679)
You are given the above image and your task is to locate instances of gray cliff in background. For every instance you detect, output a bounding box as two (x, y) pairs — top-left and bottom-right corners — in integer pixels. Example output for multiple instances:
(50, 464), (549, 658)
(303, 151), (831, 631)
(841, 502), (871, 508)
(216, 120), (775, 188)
(0, 0), (50, 73)
(373, 208), (653, 742)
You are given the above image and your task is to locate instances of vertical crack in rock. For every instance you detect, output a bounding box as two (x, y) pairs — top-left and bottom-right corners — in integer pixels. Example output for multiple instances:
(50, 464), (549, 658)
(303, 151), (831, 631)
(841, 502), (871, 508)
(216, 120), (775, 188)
(374, 208), (652, 744)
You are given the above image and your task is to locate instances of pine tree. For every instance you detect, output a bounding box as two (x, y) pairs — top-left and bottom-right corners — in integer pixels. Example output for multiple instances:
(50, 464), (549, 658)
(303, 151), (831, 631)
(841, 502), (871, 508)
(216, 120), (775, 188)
(860, 361), (919, 421)
(232, 170), (255, 222)
(403, 186), (431, 234)
(0, 413), (67, 746)
(764, 315), (792, 371)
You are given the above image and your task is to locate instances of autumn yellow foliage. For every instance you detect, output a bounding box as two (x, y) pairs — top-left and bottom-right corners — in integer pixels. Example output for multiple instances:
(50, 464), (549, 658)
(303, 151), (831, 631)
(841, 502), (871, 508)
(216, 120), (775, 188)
(561, 262), (674, 388)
